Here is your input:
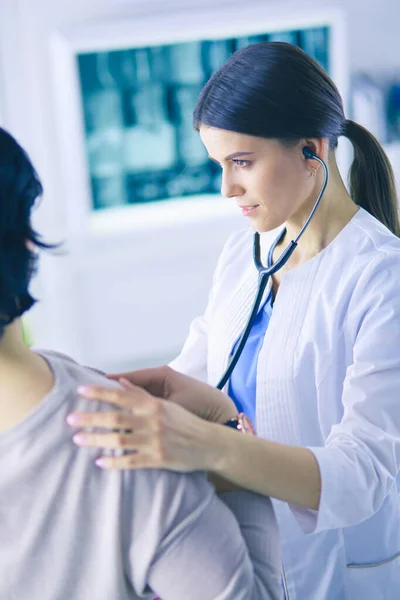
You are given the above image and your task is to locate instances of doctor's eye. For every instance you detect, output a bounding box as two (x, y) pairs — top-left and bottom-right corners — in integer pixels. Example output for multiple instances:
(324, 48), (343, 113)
(232, 159), (251, 168)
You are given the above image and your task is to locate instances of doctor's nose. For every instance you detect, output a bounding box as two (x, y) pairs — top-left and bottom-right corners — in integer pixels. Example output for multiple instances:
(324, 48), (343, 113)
(220, 172), (244, 199)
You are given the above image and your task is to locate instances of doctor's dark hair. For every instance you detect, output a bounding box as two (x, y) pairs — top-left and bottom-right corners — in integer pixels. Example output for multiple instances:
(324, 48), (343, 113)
(0, 127), (53, 338)
(193, 42), (400, 237)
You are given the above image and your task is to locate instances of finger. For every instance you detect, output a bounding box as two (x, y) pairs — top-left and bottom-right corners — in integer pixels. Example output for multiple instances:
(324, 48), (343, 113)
(119, 377), (135, 390)
(77, 384), (153, 412)
(95, 452), (162, 471)
(107, 373), (127, 381)
(72, 430), (150, 451)
(106, 366), (171, 397)
(66, 410), (135, 430)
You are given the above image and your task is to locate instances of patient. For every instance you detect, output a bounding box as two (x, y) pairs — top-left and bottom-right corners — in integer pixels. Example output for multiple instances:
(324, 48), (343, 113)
(0, 127), (282, 600)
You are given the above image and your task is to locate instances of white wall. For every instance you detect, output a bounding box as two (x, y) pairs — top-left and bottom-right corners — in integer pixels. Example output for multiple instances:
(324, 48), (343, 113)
(0, 0), (248, 370)
(114, 0), (400, 73)
(299, 0), (400, 73)
(0, 0), (398, 370)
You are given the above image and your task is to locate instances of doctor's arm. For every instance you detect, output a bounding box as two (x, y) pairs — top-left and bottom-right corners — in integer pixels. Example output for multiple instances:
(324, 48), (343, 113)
(72, 256), (400, 531)
(73, 370), (322, 510)
(208, 254), (400, 530)
(188, 255), (400, 529)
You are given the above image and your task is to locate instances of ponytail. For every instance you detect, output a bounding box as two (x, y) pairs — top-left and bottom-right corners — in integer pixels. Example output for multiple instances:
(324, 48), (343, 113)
(345, 119), (400, 236)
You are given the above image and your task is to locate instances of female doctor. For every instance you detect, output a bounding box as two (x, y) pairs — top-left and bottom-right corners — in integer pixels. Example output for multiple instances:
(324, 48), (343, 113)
(71, 43), (400, 600)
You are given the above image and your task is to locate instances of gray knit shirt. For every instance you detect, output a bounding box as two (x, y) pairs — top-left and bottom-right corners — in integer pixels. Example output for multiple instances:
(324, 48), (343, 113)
(0, 351), (282, 600)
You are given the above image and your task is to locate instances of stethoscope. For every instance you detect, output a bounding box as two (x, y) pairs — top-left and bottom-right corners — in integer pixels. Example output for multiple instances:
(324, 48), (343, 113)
(216, 146), (329, 390)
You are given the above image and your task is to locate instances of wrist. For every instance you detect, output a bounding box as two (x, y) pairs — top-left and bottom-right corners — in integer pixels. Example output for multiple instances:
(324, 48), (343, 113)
(200, 414), (255, 474)
(201, 419), (234, 472)
(206, 417), (245, 477)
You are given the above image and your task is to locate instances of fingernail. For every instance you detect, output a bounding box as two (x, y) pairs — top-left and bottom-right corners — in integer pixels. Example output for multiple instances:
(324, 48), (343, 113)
(73, 433), (87, 445)
(67, 414), (81, 425)
(95, 458), (109, 468)
(77, 386), (92, 395)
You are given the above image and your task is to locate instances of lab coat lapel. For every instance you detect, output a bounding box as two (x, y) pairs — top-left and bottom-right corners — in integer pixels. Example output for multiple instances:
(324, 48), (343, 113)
(207, 234), (273, 388)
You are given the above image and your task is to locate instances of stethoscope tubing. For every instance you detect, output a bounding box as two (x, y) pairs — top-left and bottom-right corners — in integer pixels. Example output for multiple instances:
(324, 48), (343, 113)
(216, 153), (328, 390)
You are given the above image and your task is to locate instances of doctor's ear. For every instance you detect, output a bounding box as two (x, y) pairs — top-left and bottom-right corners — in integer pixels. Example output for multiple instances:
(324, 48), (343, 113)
(302, 139), (327, 162)
(302, 147), (315, 159)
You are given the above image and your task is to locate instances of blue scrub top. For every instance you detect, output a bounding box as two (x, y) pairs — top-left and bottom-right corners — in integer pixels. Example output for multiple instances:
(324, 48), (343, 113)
(228, 233), (282, 425)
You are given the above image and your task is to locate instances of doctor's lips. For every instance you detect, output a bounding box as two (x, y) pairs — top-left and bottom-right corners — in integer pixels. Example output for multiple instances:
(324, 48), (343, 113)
(239, 204), (260, 216)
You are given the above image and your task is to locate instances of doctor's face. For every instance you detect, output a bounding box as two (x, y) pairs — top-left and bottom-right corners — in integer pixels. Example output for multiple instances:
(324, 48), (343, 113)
(199, 126), (316, 233)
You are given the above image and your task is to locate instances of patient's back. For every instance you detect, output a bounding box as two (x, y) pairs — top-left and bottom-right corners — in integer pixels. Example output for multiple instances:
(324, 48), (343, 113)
(0, 351), (159, 598)
(0, 350), (282, 600)
(0, 352), (215, 598)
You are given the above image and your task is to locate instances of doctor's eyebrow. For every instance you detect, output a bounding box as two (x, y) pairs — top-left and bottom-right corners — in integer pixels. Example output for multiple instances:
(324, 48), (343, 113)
(208, 152), (255, 164)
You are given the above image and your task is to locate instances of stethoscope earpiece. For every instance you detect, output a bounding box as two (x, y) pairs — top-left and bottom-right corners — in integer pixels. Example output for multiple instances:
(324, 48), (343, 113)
(303, 146), (316, 159)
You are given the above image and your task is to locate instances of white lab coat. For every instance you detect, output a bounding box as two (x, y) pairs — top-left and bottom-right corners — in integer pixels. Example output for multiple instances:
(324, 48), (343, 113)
(171, 207), (400, 600)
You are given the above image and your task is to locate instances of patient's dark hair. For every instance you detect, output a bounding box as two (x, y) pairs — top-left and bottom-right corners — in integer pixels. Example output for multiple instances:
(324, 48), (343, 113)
(194, 42), (399, 236)
(0, 127), (53, 337)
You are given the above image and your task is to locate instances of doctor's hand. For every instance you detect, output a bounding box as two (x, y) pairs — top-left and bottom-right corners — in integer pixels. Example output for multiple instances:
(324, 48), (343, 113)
(108, 366), (237, 424)
(67, 376), (237, 472)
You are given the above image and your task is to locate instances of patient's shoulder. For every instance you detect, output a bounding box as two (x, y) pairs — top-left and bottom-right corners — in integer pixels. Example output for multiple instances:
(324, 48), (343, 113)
(35, 349), (106, 376)
(34, 349), (121, 413)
